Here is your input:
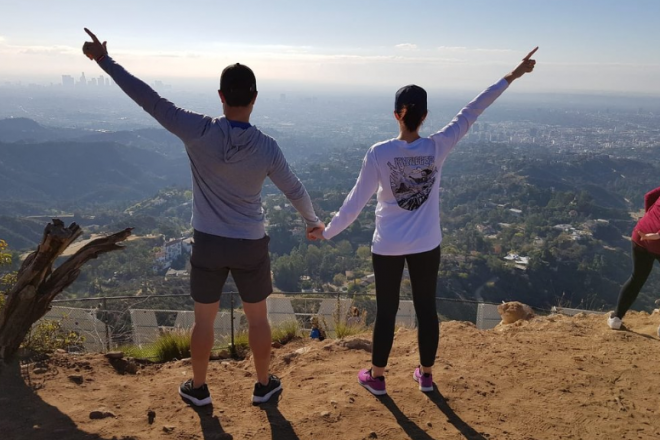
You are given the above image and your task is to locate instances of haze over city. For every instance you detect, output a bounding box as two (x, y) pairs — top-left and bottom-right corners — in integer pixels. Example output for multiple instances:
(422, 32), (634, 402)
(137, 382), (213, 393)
(1, 0), (660, 94)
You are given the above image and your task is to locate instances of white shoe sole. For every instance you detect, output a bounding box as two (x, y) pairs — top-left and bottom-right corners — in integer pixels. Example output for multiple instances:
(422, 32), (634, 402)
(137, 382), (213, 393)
(358, 377), (387, 396)
(179, 388), (212, 406)
(252, 383), (283, 403)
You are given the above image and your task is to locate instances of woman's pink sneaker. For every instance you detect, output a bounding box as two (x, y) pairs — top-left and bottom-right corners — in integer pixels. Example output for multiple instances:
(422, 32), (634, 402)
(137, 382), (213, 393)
(357, 369), (386, 396)
(413, 367), (433, 392)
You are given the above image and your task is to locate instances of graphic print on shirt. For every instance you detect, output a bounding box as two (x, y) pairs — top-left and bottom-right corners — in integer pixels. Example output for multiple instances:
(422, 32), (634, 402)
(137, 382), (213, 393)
(387, 156), (437, 211)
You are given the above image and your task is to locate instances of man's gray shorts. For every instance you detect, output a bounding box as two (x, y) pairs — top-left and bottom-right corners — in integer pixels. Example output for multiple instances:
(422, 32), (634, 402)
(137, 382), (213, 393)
(190, 229), (272, 304)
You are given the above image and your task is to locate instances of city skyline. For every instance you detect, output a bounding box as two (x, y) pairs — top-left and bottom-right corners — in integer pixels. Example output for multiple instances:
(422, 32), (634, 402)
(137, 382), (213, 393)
(1, 1), (660, 94)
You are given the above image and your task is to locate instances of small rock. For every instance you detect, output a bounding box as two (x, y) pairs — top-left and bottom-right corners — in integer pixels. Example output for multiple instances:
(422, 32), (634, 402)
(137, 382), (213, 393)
(68, 375), (84, 385)
(210, 350), (231, 360)
(282, 353), (298, 364)
(330, 400), (337, 406)
(56, 349), (67, 354)
(32, 425), (40, 430)
(33, 368), (47, 375)
(271, 341), (282, 349)
(340, 338), (372, 353)
(89, 410), (115, 420)
(162, 425), (175, 433)
(125, 360), (138, 375)
(426, 421), (433, 427)
(294, 347), (311, 355)
(348, 397), (355, 404)
(368, 431), (378, 439)
(320, 411), (331, 417)
(147, 410), (156, 424)
(105, 351), (124, 360)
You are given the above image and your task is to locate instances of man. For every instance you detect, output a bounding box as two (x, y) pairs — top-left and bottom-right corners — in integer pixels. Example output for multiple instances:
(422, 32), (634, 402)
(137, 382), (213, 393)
(82, 28), (324, 405)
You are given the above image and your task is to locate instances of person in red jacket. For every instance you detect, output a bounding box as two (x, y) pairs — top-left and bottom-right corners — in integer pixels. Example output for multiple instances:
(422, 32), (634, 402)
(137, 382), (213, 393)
(608, 186), (660, 332)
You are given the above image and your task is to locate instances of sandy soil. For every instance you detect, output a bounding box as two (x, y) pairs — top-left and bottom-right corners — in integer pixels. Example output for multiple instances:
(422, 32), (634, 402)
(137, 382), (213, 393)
(2, 311), (660, 440)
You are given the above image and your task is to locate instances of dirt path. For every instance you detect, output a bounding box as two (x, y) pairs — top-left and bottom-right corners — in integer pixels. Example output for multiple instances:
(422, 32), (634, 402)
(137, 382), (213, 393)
(2, 311), (660, 440)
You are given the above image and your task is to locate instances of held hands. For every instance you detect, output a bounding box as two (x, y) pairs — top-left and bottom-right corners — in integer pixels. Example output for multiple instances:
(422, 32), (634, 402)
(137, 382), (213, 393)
(307, 223), (326, 241)
(637, 230), (660, 241)
(82, 28), (108, 61)
(505, 47), (538, 83)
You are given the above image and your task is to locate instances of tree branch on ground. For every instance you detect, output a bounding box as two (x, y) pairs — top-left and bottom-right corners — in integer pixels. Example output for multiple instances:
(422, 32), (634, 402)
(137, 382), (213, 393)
(0, 220), (132, 365)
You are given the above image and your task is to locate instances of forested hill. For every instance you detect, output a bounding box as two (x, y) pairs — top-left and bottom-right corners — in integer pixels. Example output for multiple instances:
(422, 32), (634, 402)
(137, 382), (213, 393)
(2, 113), (660, 312)
(0, 141), (189, 209)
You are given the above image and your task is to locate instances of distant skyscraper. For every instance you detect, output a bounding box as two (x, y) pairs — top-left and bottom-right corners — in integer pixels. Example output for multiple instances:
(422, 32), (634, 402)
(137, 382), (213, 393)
(106, 78), (111, 86)
(98, 75), (105, 87)
(62, 75), (74, 87)
(90, 78), (98, 86)
(78, 72), (87, 87)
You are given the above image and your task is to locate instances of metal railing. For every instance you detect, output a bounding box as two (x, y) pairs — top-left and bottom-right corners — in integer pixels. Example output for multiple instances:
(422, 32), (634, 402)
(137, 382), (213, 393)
(41, 292), (560, 355)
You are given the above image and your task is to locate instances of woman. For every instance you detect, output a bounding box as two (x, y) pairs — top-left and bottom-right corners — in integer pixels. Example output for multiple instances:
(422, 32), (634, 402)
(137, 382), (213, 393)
(609, 185), (660, 335)
(311, 48), (537, 395)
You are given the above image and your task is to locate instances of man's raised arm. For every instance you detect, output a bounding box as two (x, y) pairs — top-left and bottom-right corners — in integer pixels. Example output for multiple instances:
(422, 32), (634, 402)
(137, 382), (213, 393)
(82, 28), (209, 143)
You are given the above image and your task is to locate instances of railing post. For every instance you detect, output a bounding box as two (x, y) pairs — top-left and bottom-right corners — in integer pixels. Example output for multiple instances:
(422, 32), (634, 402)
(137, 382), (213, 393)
(229, 292), (237, 358)
(103, 295), (110, 352)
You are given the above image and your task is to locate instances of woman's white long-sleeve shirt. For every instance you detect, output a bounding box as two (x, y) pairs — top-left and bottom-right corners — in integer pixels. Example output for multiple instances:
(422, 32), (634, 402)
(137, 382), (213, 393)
(322, 78), (509, 255)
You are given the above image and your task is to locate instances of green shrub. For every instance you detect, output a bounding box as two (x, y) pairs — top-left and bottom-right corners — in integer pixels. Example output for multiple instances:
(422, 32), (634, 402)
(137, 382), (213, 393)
(117, 344), (158, 360)
(22, 320), (86, 353)
(271, 319), (300, 345)
(334, 321), (367, 339)
(231, 330), (250, 353)
(152, 329), (191, 362)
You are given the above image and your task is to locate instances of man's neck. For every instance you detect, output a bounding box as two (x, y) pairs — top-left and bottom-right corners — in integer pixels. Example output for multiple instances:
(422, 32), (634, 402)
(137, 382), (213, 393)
(223, 105), (252, 123)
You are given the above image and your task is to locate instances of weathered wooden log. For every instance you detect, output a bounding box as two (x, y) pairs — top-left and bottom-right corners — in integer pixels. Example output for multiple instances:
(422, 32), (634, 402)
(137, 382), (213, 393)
(0, 219), (132, 364)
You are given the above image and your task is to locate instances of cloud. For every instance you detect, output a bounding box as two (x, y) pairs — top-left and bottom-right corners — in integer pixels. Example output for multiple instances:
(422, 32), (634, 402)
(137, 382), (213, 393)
(437, 46), (512, 54)
(394, 43), (418, 51)
(19, 45), (79, 56)
(437, 46), (468, 52)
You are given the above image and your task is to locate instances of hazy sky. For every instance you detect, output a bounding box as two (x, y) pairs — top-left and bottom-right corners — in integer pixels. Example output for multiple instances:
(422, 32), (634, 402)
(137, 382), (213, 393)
(1, 0), (659, 94)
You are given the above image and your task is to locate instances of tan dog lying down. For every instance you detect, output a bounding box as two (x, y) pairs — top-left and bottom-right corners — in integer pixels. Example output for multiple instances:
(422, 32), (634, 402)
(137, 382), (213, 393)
(497, 301), (535, 325)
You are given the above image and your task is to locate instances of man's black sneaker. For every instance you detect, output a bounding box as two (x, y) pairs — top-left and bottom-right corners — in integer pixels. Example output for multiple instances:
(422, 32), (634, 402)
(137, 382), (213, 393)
(252, 374), (282, 404)
(179, 379), (212, 406)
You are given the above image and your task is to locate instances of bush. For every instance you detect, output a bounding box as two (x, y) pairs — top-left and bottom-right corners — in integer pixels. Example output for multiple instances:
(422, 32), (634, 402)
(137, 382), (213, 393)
(231, 330), (250, 353)
(271, 320), (300, 345)
(22, 320), (86, 353)
(117, 344), (158, 360)
(152, 329), (191, 362)
(334, 321), (367, 339)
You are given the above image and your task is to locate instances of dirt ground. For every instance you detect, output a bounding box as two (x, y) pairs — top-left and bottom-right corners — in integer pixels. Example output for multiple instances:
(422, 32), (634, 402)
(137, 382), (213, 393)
(2, 311), (660, 440)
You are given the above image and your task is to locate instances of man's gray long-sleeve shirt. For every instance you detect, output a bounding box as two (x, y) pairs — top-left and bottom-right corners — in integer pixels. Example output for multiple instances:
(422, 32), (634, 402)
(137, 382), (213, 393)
(98, 56), (321, 240)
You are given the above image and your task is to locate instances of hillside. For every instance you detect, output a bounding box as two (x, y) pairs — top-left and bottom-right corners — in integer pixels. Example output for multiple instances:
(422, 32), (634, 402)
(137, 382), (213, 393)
(2, 312), (659, 440)
(0, 141), (189, 207)
(0, 118), (184, 158)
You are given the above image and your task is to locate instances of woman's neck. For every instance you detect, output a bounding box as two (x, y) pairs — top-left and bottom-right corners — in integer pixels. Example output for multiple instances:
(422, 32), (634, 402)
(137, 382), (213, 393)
(397, 130), (421, 143)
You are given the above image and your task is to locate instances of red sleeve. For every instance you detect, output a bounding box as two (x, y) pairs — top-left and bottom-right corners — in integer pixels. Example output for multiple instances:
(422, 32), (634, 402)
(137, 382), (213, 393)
(644, 187), (660, 212)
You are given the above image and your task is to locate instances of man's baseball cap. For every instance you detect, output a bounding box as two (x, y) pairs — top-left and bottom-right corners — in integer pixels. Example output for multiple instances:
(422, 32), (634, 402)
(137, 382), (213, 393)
(220, 63), (257, 94)
(395, 85), (427, 113)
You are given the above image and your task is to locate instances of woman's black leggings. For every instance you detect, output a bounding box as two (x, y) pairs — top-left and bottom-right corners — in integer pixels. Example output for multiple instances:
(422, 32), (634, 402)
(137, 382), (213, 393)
(614, 242), (660, 318)
(371, 246), (441, 368)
